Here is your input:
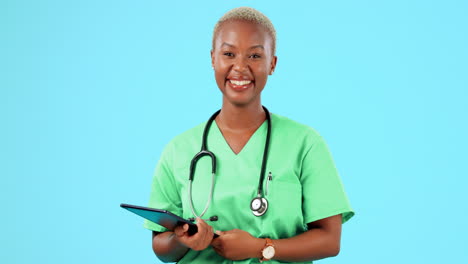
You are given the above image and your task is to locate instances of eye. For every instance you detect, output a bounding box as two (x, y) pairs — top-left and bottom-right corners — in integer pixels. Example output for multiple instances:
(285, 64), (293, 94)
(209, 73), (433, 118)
(249, 53), (261, 59)
(223, 52), (234, 57)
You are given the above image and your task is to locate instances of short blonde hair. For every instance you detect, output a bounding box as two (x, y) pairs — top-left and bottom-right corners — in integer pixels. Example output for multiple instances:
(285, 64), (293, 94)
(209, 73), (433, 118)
(212, 7), (277, 55)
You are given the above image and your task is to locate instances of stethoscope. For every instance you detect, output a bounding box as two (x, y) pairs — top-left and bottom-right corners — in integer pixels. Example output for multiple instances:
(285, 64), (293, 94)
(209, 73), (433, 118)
(187, 106), (271, 222)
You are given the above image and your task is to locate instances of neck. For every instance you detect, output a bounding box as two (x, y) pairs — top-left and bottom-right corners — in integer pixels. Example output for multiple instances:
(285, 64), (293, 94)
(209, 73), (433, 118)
(217, 100), (266, 131)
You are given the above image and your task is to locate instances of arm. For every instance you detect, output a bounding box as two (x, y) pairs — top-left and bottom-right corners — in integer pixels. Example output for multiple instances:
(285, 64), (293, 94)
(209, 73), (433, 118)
(211, 214), (342, 262)
(152, 231), (189, 263)
(271, 214), (342, 261)
(151, 218), (214, 263)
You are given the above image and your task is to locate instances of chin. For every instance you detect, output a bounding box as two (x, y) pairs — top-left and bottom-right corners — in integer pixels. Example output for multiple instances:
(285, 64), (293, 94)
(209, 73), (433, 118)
(224, 95), (260, 108)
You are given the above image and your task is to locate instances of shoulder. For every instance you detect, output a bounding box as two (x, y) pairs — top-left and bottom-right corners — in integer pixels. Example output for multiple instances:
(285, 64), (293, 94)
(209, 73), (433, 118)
(172, 122), (206, 144)
(270, 113), (323, 145)
(161, 121), (207, 155)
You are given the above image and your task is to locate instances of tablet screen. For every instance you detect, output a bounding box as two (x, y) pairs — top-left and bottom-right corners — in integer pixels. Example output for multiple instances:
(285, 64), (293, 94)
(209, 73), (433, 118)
(120, 203), (197, 235)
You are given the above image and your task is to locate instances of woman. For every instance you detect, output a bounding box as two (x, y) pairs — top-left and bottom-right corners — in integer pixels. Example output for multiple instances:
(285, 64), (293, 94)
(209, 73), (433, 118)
(144, 7), (354, 263)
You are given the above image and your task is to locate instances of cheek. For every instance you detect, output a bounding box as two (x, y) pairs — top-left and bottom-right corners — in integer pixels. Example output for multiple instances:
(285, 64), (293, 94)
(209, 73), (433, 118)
(214, 61), (231, 82)
(253, 60), (271, 73)
(217, 59), (231, 72)
(214, 70), (228, 88)
(254, 66), (269, 81)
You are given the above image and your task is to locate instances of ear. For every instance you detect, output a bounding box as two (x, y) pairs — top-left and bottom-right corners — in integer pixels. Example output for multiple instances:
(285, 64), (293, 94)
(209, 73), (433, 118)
(210, 49), (215, 69)
(269, 55), (278, 75)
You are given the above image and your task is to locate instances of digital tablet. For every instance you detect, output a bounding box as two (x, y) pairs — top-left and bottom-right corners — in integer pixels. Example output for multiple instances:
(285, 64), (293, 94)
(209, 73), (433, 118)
(120, 203), (198, 235)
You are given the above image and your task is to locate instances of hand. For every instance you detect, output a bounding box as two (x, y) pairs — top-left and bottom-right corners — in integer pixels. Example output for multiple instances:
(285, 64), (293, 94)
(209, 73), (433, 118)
(174, 218), (214, 251)
(211, 229), (264, 260)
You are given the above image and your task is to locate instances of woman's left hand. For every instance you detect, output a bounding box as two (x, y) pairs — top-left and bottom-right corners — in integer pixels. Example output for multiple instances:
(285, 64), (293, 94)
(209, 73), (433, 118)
(211, 229), (264, 260)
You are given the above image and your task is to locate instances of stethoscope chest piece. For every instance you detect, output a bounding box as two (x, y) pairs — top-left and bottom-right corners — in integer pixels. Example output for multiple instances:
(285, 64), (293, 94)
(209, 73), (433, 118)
(250, 197), (268, 216)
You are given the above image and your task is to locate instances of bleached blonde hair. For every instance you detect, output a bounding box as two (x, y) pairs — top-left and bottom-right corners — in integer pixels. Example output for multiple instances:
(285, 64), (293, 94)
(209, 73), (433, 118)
(212, 7), (277, 55)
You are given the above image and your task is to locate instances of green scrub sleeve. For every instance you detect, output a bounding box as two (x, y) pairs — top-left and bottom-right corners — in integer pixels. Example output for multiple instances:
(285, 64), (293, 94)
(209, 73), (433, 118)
(300, 134), (354, 225)
(143, 142), (183, 232)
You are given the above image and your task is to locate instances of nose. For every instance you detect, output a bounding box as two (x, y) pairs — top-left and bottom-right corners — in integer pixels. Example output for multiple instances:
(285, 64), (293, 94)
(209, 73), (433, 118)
(232, 56), (249, 73)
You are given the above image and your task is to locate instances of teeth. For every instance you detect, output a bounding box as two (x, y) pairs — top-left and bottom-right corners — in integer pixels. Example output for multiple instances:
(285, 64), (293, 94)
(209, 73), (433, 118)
(230, 80), (251, 86)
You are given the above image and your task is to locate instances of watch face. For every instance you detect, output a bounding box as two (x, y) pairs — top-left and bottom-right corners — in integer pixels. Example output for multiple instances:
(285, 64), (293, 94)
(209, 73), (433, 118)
(262, 246), (275, 259)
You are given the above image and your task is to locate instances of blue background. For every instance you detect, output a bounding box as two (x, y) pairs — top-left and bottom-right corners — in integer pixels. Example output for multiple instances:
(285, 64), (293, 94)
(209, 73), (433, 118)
(2, 0), (467, 263)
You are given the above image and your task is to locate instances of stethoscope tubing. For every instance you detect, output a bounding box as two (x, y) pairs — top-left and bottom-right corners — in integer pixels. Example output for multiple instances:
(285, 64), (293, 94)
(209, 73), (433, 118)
(188, 106), (271, 219)
(257, 106), (271, 197)
(188, 172), (215, 220)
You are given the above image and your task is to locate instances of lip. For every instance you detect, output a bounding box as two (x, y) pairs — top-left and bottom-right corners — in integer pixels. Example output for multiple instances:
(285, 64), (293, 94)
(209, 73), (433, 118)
(226, 79), (254, 91)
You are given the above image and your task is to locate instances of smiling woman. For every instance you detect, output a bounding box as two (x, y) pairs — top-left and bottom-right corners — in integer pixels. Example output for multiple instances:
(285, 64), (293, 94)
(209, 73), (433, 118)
(143, 6), (354, 264)
(212, 19), (277, 109)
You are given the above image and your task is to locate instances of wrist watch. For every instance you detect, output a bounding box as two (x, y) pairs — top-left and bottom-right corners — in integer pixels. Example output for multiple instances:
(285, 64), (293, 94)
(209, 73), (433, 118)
(260, 238), (275, 262)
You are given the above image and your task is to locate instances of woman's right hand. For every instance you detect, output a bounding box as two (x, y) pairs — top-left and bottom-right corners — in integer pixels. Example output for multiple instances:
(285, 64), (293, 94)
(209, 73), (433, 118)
(174, 218), (214, 251)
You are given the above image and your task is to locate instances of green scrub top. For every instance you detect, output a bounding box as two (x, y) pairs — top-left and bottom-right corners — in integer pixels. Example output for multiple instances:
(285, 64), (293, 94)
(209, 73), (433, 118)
(144, 113), (354, 264)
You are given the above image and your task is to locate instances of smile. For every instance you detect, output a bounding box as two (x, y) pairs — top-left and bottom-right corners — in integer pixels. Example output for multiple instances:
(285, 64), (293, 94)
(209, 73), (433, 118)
(229, 80), (252, 86)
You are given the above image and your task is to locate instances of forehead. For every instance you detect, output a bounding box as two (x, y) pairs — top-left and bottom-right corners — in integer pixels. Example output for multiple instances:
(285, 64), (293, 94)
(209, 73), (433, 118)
(214, 20), (273, 50)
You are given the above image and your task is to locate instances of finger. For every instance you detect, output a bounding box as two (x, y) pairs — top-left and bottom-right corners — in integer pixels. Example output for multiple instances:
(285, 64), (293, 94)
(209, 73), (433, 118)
(196, 218), (214, 246)
(211, 245), (225, 258)
(174, 226), (183, 237)
(174, 224), (189, 237)
(198, 222), (209, 242)
(206, 223), (213, 234)
(195, 217), (208, 229)
(205, 223), (214, 238)
(211, 245), (221, 255)
(223, 229), (238, 235)
(215, 230), (224, 236)
(195, 218), (210, 235)
(211, 238), (223, 252)
(210, 238), (219, 248)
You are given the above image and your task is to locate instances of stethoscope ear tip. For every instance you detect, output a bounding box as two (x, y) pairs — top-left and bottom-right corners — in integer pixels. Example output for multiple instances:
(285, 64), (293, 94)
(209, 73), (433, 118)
(188, 216), (218, 222)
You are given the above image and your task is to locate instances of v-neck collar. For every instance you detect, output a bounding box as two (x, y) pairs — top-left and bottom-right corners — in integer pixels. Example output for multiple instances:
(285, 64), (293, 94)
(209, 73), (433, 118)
(212, 119), (268, 156)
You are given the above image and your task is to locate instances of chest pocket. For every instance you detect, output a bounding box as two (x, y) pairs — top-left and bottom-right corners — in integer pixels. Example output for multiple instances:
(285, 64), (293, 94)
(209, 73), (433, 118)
(264, 176), (305, 239)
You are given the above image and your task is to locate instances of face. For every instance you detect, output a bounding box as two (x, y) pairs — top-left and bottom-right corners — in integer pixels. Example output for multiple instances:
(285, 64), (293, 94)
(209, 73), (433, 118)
(211, 20), (277, 107)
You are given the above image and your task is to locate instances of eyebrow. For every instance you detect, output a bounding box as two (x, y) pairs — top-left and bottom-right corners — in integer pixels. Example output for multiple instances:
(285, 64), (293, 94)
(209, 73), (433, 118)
(221, 42), (265, 50)
(249, 45), (265, 50)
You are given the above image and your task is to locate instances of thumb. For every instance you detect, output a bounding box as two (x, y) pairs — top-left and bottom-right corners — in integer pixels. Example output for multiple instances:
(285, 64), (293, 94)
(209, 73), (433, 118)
(174, 224), (188, 237)
(215, 230), (225, 236)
